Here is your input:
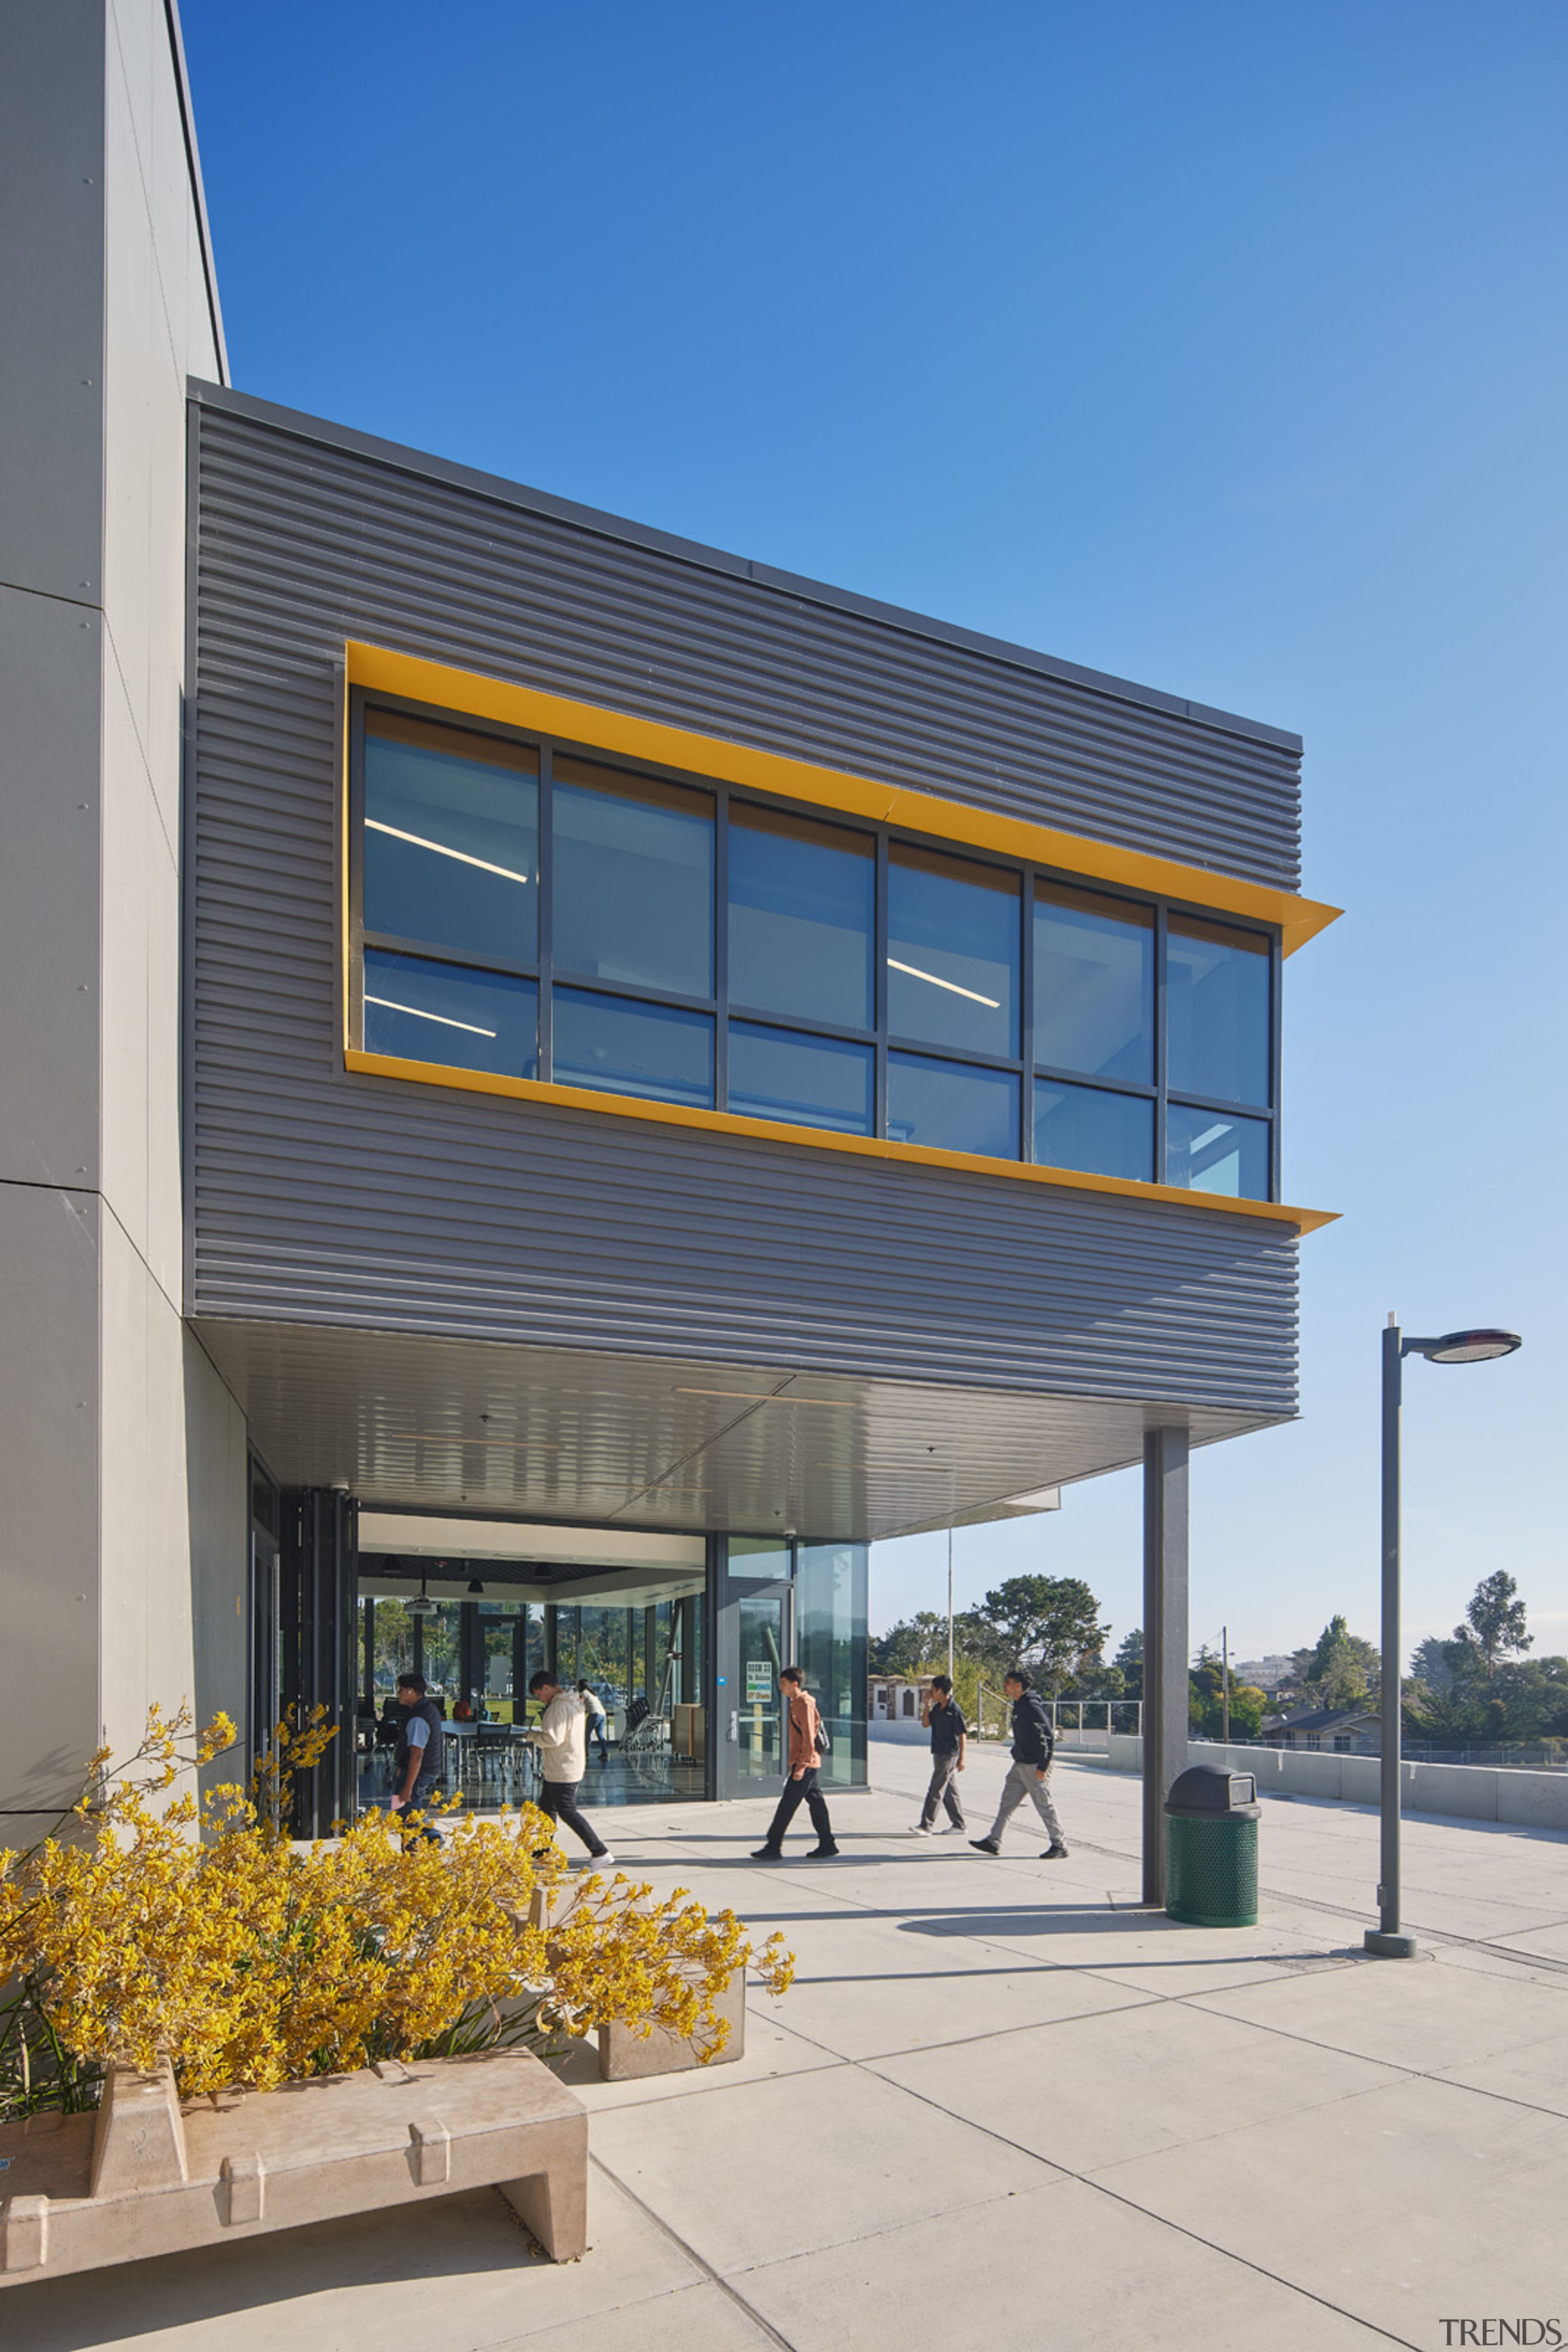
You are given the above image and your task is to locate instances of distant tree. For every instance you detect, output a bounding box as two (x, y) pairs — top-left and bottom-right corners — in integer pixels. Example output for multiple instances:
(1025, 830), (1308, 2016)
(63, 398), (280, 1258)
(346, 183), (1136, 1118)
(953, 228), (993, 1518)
(1298, 1615), (1380, 1707)
(962, 1576), (1109, 1693)
(1406, 1654), (1568, 1745)
(867, 1612), (948, 1677)
(1113, 1628), (1144, 1700)
(1409, 1634), (1462, 1700)
(1230, 1684), (1268, 1738)
(1188, 1645), (1268, 1741)
(1460, 1573), (1532, 1676)
(372, 1597), (414, 1688)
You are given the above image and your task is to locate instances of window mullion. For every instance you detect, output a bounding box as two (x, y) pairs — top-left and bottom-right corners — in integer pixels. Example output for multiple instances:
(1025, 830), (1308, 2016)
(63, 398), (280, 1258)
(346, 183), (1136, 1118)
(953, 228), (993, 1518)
(1021, 868), (1035, 1162)
(347, 686), (367, 1051)
(538, 742), (554, 1081)
(714, 785), (729, 1113)
(1154, 902), (1168, 1184)
(1270, 931), (1283, 1201)
(874, 830), (889, 1140)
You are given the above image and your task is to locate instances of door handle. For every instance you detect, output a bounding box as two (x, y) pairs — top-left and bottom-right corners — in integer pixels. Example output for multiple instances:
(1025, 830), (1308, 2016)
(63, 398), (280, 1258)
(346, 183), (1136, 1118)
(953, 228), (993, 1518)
(728, 1711), (738, 1743)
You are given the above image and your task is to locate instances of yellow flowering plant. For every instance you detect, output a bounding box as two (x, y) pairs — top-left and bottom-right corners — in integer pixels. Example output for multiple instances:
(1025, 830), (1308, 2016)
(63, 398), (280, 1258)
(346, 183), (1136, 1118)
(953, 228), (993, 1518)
(0, 1705), (793, 2122)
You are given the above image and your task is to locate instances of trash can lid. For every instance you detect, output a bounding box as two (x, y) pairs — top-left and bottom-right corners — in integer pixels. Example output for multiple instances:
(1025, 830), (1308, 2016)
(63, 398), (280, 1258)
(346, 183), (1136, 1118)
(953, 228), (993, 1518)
(1165, 1764), (1261, 1817)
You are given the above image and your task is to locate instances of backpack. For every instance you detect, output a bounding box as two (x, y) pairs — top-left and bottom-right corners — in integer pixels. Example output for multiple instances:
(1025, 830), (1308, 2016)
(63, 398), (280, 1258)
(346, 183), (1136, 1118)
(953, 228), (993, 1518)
(813, 1701), (832, 1756)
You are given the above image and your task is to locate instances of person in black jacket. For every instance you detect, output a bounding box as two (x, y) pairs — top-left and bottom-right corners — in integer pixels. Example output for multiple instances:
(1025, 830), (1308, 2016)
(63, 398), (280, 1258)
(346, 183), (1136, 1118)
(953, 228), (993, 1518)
(970, 1668), (1069, 1859)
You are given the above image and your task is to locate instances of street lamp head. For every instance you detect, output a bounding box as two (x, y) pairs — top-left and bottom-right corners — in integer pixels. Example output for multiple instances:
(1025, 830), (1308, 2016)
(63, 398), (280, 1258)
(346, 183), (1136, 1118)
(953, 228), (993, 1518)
(1415, 1328), (1522, 1366)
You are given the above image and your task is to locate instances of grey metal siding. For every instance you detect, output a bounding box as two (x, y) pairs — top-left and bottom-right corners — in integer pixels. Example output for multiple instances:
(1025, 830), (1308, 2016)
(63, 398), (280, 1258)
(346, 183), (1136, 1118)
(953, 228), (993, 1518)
(189, 394), (1300, 1418)
(192, 394), (1302, 888)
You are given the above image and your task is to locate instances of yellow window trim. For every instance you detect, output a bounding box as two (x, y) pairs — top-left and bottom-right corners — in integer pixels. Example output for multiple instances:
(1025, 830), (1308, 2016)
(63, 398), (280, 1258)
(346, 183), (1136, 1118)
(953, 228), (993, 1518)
(342, 637), (1337, 1235)
(344, 641), (1341, 955)
(344, 1046), (1338, 1235)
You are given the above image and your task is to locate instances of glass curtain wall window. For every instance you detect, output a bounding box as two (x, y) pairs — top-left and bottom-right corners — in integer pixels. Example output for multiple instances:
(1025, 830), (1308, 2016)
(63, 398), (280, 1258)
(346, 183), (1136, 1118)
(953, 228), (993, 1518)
(353, 698), (1280, 1200)
(361, 709), (541, 1078)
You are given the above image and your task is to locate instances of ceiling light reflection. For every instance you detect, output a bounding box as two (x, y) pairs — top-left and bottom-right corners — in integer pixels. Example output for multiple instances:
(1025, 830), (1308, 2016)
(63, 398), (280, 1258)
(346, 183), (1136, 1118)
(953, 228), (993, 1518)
(364, 994), (498, 1038)
(886, 957), (1000, 1009)
(366, 818), (533, 886)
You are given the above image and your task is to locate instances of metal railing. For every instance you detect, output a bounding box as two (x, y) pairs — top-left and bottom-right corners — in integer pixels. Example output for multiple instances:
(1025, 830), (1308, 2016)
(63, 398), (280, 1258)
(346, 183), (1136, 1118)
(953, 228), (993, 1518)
(1204, 1733), (1567, 1771)
(971, 1690), (1145, 1745)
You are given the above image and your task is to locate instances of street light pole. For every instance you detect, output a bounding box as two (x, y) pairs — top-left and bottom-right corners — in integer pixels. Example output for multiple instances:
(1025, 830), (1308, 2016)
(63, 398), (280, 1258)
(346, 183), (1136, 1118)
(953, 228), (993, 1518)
(1365, 1318), (1521, 1961)
(1368, 1317), (1412, 1957)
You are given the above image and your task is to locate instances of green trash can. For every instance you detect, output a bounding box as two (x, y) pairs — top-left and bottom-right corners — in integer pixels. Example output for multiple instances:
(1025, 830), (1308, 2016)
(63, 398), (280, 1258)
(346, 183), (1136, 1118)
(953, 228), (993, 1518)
(1165, 1765), (1261, 1927)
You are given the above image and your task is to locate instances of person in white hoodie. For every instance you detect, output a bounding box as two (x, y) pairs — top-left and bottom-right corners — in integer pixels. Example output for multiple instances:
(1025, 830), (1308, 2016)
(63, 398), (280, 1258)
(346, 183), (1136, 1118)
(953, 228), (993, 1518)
(522, 1669), (614, 1868)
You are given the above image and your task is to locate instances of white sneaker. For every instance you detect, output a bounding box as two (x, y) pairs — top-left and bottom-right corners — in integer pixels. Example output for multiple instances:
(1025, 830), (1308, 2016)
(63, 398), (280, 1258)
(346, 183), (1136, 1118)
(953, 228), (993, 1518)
(586, 1850), (616, 1869)
(937, 1822), (967, 1834)
(910, 1823), (935, 1836)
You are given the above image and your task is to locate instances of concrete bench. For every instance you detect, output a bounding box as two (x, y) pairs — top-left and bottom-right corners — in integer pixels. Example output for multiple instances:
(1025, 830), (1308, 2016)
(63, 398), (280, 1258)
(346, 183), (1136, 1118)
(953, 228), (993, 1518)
(0, 2048), (587, 2286)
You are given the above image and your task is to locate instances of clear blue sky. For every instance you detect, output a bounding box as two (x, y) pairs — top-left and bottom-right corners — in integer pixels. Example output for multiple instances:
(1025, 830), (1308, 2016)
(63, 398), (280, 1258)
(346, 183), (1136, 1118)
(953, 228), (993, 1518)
(183, 0), (1567, 1669)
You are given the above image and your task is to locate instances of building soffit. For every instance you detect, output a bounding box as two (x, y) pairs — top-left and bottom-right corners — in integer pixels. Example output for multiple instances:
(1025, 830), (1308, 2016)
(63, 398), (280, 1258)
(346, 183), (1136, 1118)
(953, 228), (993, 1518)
(193, 1318), (1291, 1545)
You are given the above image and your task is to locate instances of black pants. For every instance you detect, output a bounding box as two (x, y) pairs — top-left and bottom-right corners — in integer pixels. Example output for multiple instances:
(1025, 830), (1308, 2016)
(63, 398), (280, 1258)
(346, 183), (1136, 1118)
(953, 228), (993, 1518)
(762, 1767), (835, 1851)
(537, 1775), (608, 1858)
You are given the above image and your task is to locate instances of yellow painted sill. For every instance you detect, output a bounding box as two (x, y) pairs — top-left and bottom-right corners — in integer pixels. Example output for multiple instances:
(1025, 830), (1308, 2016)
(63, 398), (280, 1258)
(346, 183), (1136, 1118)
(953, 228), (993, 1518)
(345, 1046), (1338, 1235)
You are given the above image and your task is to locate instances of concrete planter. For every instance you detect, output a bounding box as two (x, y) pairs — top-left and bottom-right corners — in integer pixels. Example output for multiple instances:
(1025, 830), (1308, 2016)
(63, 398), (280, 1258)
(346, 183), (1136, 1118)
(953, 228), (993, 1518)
(526, 1883), (747, 2078)
(0, 2046), (587, 2286)
(597, 1971), (746, 2080)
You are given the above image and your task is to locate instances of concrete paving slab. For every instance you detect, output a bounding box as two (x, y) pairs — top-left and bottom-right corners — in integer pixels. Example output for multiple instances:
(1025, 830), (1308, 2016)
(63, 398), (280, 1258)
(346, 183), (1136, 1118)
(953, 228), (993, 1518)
(586, 2060), (1054, 2272)
(894, 1899), (1352, 1997)
(489, 2281), (778, 2352)
(1438, 2027), (1568, 2118)
(767, 1916), (1149, 2059)
(4, 2169), (701, 2352)
(868, 1995), (1403, 2172)
(1090, 2073), (1568, 2346)
(1485, 1917), (1568, 1962)
(1190, 1946), (1568, 2071)
(739, 2172), (1387, 2352)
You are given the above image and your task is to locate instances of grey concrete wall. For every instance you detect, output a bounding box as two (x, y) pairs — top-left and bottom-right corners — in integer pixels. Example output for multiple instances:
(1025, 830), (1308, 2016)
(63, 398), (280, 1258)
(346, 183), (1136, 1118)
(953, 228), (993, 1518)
(0, 0), (246, 1823)
(1105, 1734), (1568, 1832)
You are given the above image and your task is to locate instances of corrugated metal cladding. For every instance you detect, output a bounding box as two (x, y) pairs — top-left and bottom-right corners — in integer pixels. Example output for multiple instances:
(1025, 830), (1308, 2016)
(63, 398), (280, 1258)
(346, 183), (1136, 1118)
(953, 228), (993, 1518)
(191, 389), (1302, 887)
(188, 389), (1299, 1421)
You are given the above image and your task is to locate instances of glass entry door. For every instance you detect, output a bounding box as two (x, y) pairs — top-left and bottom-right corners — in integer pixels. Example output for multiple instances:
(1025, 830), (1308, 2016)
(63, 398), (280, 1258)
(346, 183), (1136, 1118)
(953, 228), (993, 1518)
(736, 1590), (790, 1782)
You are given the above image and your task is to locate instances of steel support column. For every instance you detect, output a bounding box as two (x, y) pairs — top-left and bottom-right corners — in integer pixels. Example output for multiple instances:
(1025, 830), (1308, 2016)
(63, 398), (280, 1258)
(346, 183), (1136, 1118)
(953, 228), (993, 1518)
(1142, 1426), (1189, 1907)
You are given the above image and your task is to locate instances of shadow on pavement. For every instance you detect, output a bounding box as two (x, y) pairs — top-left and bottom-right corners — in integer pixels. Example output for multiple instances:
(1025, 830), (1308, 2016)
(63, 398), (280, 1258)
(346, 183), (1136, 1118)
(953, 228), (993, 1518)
(2, 2189), (546, 2352)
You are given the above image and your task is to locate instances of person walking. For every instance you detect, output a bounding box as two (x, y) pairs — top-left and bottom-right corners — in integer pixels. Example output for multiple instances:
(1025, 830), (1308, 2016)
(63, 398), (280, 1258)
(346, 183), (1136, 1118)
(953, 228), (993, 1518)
(911, 1673), (967, 1835)
(751, 1666), (839, 1861)
(970, 1668), (1069, 1859)
(578, 1680), (611, 1764)
(522, 1669), (615, 1868)
(388, 1671), (446, 1843)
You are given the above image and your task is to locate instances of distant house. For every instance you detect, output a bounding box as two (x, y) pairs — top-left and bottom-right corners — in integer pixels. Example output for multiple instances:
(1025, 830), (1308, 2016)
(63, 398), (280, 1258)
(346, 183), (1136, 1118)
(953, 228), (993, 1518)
(1259, 1706), (1381, 1754)
(869, 1674), (938, 1724)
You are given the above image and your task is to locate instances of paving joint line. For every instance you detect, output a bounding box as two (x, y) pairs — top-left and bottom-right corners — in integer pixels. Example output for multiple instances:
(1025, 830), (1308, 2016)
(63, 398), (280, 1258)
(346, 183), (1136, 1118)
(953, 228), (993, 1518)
(586, 2152), (802, 2352)
(1045, 1826), (1568, 1979)
(844, 2043), (1422, 2350)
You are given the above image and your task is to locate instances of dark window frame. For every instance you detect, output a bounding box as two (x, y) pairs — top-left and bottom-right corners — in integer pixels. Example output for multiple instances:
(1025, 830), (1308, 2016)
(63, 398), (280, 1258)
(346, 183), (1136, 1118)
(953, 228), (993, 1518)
(349, 686), (1283, 1198)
